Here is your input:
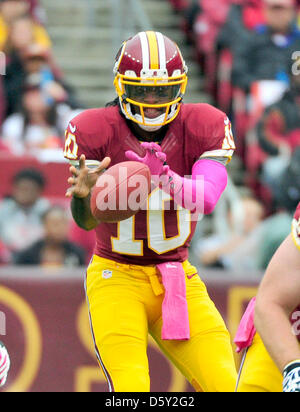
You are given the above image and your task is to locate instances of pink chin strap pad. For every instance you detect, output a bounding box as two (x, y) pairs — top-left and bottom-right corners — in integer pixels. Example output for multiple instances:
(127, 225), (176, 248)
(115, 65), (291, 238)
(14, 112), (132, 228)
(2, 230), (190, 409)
(160, 158), (228, 215)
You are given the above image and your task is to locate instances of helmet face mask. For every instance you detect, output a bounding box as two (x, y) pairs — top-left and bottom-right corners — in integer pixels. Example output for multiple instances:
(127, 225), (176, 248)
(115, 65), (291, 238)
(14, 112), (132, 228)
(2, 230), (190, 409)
(125, 84), (182, 104)
(113, 31), (188, 131)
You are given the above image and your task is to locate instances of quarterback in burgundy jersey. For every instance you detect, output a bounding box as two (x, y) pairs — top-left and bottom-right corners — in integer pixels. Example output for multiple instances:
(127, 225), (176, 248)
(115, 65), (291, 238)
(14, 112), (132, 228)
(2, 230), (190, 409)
(235, 202), (300, 392)
(64, 31), (237, 392)
(64, 103), (234, 265)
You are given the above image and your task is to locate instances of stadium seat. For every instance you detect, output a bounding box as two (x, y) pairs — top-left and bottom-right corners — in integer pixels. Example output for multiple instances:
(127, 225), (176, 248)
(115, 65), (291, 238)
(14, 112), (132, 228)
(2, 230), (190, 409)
(0, 154), (70, 203)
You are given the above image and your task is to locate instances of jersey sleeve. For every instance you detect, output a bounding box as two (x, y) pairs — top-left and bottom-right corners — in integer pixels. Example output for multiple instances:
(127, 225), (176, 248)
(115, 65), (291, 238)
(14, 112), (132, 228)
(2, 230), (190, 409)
(63, 108), (110, 168)
(187, 104), (236, 165)
(292, 202), (300, 251)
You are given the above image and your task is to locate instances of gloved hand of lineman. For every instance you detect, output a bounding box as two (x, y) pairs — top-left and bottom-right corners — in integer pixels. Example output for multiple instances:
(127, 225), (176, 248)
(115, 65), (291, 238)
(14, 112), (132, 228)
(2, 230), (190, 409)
(0, 341), (10, 387)
(283, 361), (300, 392)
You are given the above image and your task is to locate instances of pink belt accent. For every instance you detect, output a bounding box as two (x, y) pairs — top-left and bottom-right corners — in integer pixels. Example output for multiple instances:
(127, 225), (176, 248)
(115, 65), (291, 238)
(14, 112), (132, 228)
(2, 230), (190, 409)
(234, 297), (256, 353)
(156, 262), (190, 341)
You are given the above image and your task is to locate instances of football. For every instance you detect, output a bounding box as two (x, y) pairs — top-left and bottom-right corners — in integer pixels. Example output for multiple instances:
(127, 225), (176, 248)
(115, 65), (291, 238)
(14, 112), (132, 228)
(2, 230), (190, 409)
(90, 161), (151, 223)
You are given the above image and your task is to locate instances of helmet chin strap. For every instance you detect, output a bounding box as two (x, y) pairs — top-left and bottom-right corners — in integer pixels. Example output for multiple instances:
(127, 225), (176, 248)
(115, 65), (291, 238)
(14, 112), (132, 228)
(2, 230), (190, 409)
(134, 113), (165, 132)
(137, 123), (163, 132)
(120, 97), (179, 131)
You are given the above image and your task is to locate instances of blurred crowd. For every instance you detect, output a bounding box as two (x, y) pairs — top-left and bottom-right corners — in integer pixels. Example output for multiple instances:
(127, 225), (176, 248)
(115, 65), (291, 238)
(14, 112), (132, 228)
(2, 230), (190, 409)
(0, 0), (83, 160)
(0, 0), (88, 268)
(0, 0), (300, 273)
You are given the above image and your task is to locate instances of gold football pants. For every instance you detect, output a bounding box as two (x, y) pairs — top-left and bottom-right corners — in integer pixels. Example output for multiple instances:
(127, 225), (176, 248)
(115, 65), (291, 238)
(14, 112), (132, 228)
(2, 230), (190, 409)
(236, 333), (283, 392)
(85, 255), (237, 392)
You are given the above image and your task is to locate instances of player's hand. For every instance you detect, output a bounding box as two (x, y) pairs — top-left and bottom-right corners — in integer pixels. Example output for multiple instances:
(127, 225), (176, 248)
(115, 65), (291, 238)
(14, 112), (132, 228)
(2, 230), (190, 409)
(0, 341), (10, 388)
(125, 142), (169, 177)
(66, 154), (111, 198)
(283, 361), (300, 392)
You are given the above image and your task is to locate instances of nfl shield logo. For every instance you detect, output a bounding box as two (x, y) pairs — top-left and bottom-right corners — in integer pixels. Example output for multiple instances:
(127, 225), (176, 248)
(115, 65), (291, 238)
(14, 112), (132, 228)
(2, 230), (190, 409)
(102, 270), (112, 279)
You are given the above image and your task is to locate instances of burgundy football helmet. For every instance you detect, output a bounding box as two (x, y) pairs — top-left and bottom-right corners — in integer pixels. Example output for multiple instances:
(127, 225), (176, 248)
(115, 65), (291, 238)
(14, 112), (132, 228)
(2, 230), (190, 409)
(113, 31), (188, 131)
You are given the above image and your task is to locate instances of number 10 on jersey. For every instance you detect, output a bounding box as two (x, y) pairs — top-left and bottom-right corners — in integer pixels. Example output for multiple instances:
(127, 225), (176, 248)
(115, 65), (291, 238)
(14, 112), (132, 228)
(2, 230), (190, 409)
(111, 188), (193, 256)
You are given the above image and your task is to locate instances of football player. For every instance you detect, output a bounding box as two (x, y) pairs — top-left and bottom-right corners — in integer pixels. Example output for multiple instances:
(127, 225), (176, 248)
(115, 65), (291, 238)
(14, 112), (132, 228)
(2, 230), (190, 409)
(64, 31), (237, 392)
(235, 202), (300, 392)
(0, 341), (10, 388)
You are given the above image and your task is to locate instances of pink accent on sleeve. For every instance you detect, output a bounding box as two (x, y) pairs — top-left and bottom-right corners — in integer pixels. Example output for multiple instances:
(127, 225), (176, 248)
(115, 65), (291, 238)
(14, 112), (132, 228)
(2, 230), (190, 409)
(161, 159), (228, 215)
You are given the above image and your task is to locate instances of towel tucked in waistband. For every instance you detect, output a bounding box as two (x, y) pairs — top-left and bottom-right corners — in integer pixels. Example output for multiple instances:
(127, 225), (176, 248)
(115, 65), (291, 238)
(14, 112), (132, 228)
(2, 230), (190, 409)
(156, 262), (190, 341)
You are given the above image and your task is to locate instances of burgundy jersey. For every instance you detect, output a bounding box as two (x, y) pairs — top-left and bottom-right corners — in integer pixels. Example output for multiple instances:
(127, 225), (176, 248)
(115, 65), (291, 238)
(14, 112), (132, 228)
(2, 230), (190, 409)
(64, 103), (235, 265)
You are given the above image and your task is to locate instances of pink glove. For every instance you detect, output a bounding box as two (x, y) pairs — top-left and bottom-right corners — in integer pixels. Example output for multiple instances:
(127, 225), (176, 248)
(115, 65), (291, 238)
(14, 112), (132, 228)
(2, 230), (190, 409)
(0, 342), (10, 387)
(126, 143), (228, 214)
(125, 142), (182, 195)
(125, 142), (169, 177)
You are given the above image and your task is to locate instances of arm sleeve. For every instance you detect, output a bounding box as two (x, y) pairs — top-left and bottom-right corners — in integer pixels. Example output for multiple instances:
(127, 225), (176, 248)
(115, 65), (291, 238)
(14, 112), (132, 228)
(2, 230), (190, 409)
(161, 158), (228, 215)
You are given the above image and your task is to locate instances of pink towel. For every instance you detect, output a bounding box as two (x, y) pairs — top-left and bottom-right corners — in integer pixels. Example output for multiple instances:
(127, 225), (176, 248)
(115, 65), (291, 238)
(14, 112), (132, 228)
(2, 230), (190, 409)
(234, 297), (256, 353)
(156, 262), (190, 340)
